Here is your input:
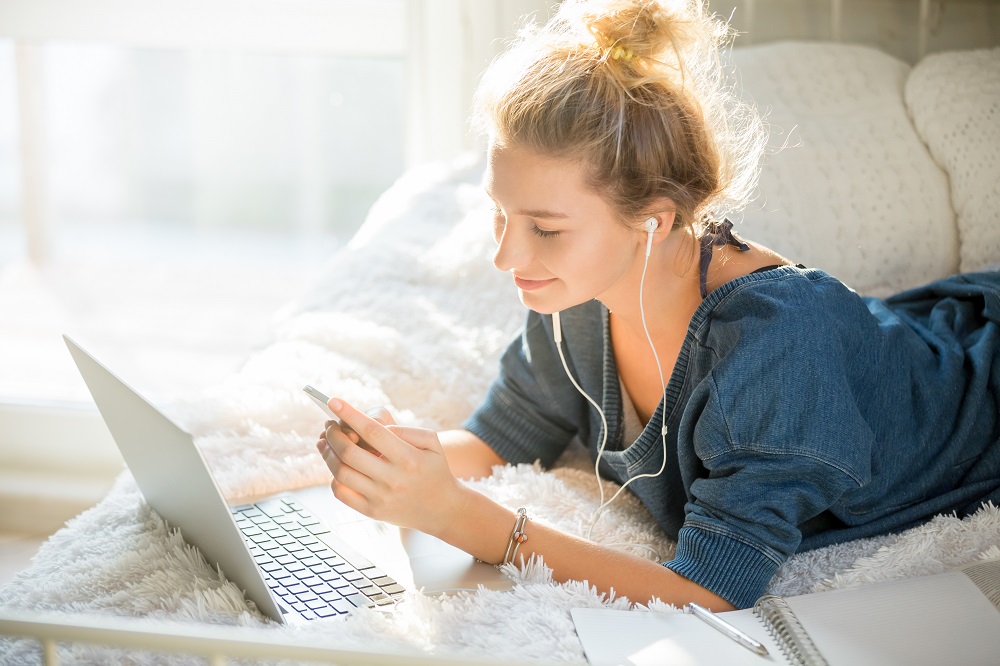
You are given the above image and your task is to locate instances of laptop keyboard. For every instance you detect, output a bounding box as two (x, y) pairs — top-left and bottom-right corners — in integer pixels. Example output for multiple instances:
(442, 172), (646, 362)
(232, 497), (405, 620)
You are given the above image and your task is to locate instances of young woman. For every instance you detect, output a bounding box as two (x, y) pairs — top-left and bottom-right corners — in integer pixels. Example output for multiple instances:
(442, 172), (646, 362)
(317, 0), (1000, 611)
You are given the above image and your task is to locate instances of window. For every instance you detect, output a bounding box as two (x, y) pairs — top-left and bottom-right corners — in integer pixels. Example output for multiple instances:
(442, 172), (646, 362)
(0, 6), (406, 405)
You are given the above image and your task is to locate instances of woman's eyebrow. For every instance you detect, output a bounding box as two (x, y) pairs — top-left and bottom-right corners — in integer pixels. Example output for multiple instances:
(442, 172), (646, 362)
(515, 208), (569, 220)
(483, 188), (570, 220)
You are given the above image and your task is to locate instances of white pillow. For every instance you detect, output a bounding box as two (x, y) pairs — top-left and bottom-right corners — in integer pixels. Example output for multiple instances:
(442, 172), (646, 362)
(905, 47), (1000, 274)
(729, 42), (959, 296)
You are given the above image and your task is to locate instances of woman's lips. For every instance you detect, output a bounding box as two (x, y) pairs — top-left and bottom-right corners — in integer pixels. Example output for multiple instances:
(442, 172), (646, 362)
(513, 276), (556, 291)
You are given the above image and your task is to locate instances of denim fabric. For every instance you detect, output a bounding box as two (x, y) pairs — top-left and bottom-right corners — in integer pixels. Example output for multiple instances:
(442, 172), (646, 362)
(463, 267), (1000, 608)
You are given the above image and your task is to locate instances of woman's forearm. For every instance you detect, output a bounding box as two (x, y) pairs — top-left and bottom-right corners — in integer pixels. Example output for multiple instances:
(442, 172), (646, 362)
(436, 484), (735, 612)
(438, 429), (507, 479)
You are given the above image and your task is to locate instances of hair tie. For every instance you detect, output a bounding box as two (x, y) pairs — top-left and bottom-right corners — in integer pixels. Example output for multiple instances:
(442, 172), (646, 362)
(610, 45), (636, 62)
(588, 25), (638, 63)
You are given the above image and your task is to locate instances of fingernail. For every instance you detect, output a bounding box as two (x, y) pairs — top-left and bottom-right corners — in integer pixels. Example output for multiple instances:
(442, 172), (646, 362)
(328, 397), (343, 412)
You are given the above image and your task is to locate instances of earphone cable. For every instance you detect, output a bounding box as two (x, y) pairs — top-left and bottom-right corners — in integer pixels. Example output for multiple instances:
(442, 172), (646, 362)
(553, 315), (611, 513)
(553, 224), (669, 545)
(588, 245), (669, 537)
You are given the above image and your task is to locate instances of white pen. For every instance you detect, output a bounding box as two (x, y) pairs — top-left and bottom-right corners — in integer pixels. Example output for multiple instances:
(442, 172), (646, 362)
(686, 602), (769, 657)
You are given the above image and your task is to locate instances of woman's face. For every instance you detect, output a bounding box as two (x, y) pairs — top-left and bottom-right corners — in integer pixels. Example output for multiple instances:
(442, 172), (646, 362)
(484, 142), (643, 314)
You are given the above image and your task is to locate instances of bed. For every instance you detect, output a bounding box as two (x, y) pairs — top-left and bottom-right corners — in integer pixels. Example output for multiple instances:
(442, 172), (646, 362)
(2, 9), (1000, 666)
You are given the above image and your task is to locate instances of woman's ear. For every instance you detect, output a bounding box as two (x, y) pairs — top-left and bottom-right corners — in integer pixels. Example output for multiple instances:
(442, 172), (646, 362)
(640, 209), (676, 256)
(640, 199), (676, 232)
(653, 210), (677, 232)
(642, 207), (676, 242)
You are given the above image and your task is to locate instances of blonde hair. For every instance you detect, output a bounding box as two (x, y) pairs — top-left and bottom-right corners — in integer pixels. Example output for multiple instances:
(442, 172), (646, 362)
(474, 0), (765, 231)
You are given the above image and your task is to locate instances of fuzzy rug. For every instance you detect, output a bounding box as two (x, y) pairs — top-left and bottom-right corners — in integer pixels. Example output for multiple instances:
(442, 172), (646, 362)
(2, 156), (1000, 665)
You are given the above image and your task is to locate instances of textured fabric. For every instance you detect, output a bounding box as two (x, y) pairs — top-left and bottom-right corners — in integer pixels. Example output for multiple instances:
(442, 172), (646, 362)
(729, 42), (959, 296)
(464, 268), (1000, 608)
(905, 47), (1000, 273)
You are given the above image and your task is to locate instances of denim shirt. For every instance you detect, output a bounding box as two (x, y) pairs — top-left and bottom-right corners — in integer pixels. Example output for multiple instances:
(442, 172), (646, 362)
(463, 267), (1000, 608)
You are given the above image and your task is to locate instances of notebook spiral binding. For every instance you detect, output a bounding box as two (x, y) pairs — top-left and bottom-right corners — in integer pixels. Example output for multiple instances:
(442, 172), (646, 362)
(959, 557), (1000, 610)
(753, 594), (829, 666)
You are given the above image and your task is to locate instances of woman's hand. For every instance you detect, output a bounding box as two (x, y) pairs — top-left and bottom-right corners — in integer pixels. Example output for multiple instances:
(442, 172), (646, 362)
(315, 397), (466, 537)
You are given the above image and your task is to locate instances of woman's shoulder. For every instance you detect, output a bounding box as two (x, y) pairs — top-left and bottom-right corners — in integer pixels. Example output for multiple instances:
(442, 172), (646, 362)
(686, 265), (891, 373)
(698, 265), (861, 327)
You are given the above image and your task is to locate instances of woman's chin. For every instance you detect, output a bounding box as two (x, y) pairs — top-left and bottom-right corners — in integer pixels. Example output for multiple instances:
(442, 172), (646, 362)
(518, 293), (566, 316)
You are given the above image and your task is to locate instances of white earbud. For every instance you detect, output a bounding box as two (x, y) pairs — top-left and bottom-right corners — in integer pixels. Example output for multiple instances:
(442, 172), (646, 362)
(643, 217), (657, 256)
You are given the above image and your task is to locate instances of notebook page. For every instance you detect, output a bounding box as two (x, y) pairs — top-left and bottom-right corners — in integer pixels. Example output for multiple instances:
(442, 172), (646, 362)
(783, 570), (1000, 666)
(571, 564), (1000, 666)
(570, 607), (784, 666)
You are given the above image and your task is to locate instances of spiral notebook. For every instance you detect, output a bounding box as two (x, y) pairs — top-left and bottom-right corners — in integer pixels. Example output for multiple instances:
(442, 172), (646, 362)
(571, 558), (1000, 665)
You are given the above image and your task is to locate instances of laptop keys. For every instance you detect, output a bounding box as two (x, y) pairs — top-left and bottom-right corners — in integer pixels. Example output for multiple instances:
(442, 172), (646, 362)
(232, 499), (404, 620)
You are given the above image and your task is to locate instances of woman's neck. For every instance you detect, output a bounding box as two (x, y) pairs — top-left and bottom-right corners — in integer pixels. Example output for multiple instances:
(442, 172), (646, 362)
(602, 229), (703, 423)
(599, 228), (702, 340)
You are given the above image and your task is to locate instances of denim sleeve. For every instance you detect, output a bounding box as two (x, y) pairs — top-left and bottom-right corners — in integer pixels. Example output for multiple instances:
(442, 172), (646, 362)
(667, 452), (864, 608)
(462, 311), (579, 467)
(667, 277), (877, 608)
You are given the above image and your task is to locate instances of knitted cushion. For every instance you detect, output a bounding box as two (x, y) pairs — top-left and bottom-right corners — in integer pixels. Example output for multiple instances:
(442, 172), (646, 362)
(730, 42), (959, 296)
(905, 47), (1000, 274)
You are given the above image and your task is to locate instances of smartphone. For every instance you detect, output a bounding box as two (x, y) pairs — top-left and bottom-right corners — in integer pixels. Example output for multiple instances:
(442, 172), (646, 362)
(303, 384), (338, 419)
(303, 384), (369, 449)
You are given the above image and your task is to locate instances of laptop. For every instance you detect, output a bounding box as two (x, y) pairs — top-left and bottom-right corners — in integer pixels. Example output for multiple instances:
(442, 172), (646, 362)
(63, 335), (510, 624)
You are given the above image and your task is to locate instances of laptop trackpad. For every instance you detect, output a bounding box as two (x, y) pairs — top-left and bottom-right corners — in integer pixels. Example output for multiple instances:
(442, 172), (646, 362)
(401, 529), (514, 594)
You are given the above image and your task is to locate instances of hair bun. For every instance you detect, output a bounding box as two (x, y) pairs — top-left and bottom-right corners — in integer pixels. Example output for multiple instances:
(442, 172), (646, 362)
(582, 0), (672, 62)
(568, 0), (723, 69)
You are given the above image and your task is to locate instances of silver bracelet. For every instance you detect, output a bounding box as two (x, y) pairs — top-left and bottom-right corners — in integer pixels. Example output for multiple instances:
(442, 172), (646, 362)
(497, 507), (529, 569)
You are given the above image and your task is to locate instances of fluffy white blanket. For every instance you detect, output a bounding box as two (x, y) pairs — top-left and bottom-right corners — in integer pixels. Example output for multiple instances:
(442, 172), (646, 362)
(2, 157), (999, 665)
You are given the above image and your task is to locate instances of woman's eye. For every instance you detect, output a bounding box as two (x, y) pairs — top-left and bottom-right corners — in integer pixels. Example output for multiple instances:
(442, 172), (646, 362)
(489, 203), (559, 240)
(531, 226), (560, 239)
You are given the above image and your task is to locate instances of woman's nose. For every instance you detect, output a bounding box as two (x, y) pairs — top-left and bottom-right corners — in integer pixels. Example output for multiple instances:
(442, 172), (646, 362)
(492, 224), (531, 273)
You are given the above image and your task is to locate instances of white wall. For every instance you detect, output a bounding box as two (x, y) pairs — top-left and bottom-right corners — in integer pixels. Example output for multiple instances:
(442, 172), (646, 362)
(714, 0), (999, 63)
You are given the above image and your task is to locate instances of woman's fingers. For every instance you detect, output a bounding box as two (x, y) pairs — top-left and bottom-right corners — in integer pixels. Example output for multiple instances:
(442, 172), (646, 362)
(326, 397), (413, 462)
(323, 417), (361, 445)
(365, 406), (395, 426)
(318, 428), (382, 499)
(323, 422), (383, 473)
(337, 407), (392, 455)
(329, 475), (371, 514)
(385, 425), (443, 452)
